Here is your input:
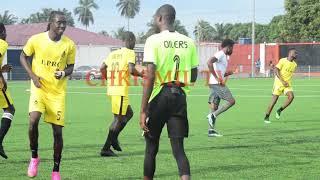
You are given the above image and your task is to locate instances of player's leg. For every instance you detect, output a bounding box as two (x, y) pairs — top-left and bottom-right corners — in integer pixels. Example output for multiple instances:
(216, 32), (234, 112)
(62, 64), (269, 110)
(111, 105), (134, 151)
(0, 105), (15, 159)
(170, 138), (190, 180)
(28, 111), (41, 177)
(207, 89), (220, 128)
(264, 95), (279, 122)
(0, 89), (15, 159)
(143, 136), (160, 180)
(101, 115), (120, 156)
(276, 91), (294, 119)
(52, 124), (63, 173)
(211, 85), (235, 118)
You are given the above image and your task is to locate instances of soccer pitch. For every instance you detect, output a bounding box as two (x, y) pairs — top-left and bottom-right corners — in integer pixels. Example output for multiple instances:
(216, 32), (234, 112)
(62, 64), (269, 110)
(1, 78), (320, 179)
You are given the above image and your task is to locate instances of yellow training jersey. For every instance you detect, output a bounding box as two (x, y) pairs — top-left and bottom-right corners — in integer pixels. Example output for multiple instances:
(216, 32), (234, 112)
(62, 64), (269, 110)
(0, 39), (8, 66)
(23, 32), (76, 94)
(104, 48), (136, 96)
(275, 58), (297, 86)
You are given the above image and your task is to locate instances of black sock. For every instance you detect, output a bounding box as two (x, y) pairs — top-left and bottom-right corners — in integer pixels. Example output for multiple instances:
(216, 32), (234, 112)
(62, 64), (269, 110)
(264, 114), (270, 120)
(102, 131), (114, 151)
(278, 107), (284, 112)
(0, 118), (12, 144)
(53, 161), (60, 172)
(31, 149), (38, 158)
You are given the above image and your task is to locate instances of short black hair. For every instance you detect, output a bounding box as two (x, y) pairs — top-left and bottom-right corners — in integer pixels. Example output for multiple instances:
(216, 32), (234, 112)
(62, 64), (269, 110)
(46, 11), (65, 31)
(221, 39), (235, 48)
(288, 48), (296, 52)
(155, 4), (176, 25)
(124, 31), (135, 42)
(0, 23), (5, 34)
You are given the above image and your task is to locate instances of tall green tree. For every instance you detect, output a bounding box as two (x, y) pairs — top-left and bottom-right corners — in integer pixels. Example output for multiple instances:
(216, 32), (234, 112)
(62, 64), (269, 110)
(213, 23), (233, 41)
(116, 0), (140, 31)
(139, 19), (188, 43)
(0, 10), (18, 25)
(194, 20), (215, 42)
(20, 8), (75, 26)
(74, 0), (99, 30)
(112, 26), (127, 40)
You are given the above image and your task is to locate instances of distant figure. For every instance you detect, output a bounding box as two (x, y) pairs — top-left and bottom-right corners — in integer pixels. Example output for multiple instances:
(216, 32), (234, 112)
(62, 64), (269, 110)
(255, 58), (261, 75)
(268, 61), (275, 77)
(264, 48), (298, 124)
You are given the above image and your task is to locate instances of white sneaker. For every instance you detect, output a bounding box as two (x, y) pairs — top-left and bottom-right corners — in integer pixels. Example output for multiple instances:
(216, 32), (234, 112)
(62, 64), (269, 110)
(207, 113), (216, 128)
(264, 119), (271, 124)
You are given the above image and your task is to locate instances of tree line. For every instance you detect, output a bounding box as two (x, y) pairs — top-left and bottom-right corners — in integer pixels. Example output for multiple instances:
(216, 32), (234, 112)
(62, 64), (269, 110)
(1, 0), (319, 43)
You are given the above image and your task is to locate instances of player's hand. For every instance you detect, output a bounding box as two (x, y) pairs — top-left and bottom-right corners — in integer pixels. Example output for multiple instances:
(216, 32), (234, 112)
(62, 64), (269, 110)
(31, 75), (42, 88)
(218, 78), (225, 86)
(224, 70), (234, 77)
(1, 64), (12, 73)
(282, 81), (289, 87)
(54, 70), (66, 79)
(140, 111), (149, 133)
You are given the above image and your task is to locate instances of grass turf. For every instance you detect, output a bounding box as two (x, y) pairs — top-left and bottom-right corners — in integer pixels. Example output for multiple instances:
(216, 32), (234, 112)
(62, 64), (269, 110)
(1, 78), (320, 179)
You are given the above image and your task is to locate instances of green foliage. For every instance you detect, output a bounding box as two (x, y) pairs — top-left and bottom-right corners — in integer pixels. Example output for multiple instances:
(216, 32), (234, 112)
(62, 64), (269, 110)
(0, 10), (17, 25)
(20, 8), (75, 27)
(116, 0), (140, 31)
(74, 0), (99, 29)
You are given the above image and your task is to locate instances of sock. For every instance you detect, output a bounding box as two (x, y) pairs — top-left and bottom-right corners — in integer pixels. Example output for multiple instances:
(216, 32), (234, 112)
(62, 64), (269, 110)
(31, 149), (38, 158)
(53, 161), (60, 172)
(264, 114), (270, 120)
(102, 131), (114, 151)
(0, 118), (12, 144)
(278, 107), (284, 112)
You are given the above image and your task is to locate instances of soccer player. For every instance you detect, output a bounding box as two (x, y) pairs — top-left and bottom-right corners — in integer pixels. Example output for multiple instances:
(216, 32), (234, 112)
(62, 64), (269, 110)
(100, 31), (143, 156)
(207, 39), (236, 137)
(264, 48), (297, 123)
(140, 4), (199, 180)
(0, 23), (15, 159)
(20, 11), (75, 180)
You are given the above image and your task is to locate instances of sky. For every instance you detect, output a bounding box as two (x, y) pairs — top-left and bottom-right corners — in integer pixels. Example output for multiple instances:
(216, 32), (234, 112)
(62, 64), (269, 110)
(3, 0), (285, 37)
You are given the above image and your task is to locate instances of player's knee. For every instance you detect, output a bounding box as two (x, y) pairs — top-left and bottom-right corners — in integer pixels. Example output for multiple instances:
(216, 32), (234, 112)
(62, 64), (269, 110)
(53, 128), (63, 139)
(7, 105), (15, 115)
(289, 94), (294, 101)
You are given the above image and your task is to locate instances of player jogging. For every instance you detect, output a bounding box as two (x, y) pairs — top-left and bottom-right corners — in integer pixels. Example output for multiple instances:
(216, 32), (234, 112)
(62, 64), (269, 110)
(20, 11), (76, 180)
(264, 48), (297, 123)
(0, 23), (15, 159)
(99, 31), (143, 156)
(207, 39), (236, 137)
(140, 4), (199, 180)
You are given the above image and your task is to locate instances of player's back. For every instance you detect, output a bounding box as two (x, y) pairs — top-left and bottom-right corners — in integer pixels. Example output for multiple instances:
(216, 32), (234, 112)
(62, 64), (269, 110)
(145, 30), (198, 85)
(0, 39), (8, 66)
(105, 48), (135, 96)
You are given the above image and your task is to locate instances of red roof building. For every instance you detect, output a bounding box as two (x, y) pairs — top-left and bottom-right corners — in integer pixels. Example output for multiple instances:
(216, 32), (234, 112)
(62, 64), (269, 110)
(6, 23), (123, 46)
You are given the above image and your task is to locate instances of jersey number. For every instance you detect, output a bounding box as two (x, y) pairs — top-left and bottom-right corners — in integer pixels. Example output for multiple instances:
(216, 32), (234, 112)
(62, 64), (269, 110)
(174, 55), (180, 80)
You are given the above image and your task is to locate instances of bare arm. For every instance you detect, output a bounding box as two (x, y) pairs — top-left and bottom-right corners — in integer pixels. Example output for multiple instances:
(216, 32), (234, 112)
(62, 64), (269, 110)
(191, 67), (198, 83)
(20, 51), (41, 88)
(275, 67), (288, 87)
(207, 56), (224, 84)
(129, 63), (143, 77)
(100, 63), (107, 79)
(140, 63), (156, 132)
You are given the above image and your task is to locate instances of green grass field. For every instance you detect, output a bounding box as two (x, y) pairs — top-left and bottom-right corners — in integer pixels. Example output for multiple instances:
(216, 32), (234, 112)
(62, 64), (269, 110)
(1, 78), (320, 179)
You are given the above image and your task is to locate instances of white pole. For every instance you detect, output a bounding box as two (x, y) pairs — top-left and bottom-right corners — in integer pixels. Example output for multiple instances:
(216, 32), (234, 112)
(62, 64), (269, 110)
(251, 0), (255, 78)
(308, 65), (311, 79)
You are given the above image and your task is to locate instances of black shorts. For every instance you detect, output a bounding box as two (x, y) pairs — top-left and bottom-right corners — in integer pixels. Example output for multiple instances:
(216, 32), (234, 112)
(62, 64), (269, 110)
(146, 85), (188, 139)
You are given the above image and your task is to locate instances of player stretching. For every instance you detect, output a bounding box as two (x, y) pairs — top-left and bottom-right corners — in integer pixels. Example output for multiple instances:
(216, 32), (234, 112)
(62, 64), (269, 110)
(140, 4), (199, 180)
(264, 48), (297, 123)
(0, 23), (15, 159)
(207, 39), (236, 137)
(20, 11), (76, 180)
(100, 31), (143, 156)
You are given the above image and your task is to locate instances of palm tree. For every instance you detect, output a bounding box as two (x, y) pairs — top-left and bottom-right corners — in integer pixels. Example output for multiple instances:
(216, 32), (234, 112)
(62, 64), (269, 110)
(74, 0), (99, 30)
(0, 10), (18, 25)
(112, 27), (127, 40)
(213, 23), (232, 41)
(116, 0), (140, 31)
(194, 20), (215, 42)
(99, 30), (109, 37)
(20, 8), (75, 26)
